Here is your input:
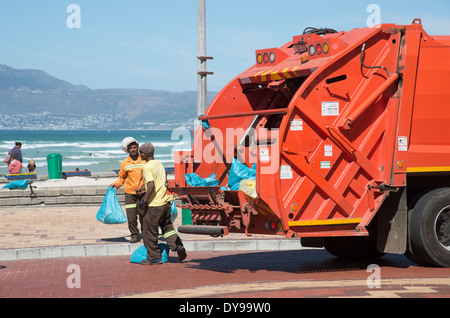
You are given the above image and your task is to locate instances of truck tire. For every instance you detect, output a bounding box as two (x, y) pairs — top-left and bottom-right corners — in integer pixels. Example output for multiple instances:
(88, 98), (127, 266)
(324, 236), (384, 260)
(408, 188), (450, 267)
(324, 237), (353, 258)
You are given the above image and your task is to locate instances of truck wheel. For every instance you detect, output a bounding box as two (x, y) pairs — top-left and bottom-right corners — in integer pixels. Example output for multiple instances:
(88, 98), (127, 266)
(408, 188), (450, 267)
(324, 236), (384, 260)
(324, 237), (353, 258)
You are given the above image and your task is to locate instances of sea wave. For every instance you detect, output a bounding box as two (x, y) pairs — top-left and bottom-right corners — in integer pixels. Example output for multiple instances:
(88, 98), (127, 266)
(0, 131), (182, 173)
(0, 141), (187, 150)
(34, 158), (173, 168)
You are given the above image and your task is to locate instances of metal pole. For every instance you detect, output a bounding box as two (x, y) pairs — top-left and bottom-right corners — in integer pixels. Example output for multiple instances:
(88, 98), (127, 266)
(197, 0), (207, 117)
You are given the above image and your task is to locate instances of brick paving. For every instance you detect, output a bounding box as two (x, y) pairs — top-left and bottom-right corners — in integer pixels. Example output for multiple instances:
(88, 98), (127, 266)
(1, 250), (449, 299)
(1, 206), (450, 299)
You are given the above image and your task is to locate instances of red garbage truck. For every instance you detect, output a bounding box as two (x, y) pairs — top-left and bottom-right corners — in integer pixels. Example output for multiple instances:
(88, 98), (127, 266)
(168, 19), (450, 267)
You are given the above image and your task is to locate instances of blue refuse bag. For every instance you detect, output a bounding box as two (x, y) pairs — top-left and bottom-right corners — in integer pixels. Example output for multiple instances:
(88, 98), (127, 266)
(2, 179), (29, 189)
(185, 172), (219, 187)
(170, 201), (178, 223)
(129, 244), (169, 264)
(96, 187), (128, 224)
(228, 158), (256, 190)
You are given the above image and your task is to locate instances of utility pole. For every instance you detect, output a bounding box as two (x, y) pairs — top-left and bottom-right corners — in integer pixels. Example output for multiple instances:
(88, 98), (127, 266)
(197, 0), (213, 117)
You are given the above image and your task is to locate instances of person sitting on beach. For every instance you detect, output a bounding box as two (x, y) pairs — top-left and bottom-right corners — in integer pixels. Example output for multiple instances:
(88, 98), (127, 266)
(8, 154), (23, 174)
(7, 142), (22, 164)
(109, 137), (147, 243)
(27, 160), (36, 173)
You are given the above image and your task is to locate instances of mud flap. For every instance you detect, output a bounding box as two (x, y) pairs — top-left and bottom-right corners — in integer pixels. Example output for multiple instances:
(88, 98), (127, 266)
(376, 187), (407, 254)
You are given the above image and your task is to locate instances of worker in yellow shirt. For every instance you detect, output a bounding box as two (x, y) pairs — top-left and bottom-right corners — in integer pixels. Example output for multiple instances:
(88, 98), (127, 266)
(138, 142), (187, 265)
(110, 137), (146, 243)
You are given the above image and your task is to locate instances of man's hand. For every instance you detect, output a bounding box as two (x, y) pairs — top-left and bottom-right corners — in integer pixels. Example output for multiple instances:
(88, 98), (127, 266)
(135, 186), (145, 195)
(139, 181), (154, 209)
(109, 183), (116, 189)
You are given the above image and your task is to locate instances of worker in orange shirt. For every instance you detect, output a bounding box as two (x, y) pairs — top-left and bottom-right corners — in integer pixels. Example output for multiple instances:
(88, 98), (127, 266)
(110, 137), (147, 243)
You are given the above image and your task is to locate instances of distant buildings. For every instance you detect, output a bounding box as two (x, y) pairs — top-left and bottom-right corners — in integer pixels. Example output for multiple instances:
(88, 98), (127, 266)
(0, 113), (196, 130)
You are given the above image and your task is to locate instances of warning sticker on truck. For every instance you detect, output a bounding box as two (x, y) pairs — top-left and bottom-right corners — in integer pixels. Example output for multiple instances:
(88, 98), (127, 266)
(398, 136), (408, 151)
(320, 161), (331, 169)
(280, 165), (293, 179)
(324, 145), (333, 157)
(322, 101), (339, 116)
(290, 119), (303, 131)
(260, 148), (270, 162)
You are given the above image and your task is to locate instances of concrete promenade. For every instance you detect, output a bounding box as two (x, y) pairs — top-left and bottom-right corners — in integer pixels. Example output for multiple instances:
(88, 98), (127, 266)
(0, 205), (301, 261)
(0, 175), (302, 262)
(0, 172), (124, 207)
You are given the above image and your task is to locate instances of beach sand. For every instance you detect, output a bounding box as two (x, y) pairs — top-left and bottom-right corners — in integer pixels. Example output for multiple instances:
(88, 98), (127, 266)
(31, 176), (118, 188)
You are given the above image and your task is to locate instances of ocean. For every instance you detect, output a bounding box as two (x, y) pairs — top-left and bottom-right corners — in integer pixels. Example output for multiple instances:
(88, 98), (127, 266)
(0, 129), (193, 175)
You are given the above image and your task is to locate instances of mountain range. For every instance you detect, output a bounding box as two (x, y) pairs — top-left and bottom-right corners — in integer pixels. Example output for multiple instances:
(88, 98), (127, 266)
(0, 64), (217, 129)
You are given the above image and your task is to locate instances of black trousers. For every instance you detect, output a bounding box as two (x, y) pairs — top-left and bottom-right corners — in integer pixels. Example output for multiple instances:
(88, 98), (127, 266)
(125, 193), (145, 239)
(143, 202), (183, 260)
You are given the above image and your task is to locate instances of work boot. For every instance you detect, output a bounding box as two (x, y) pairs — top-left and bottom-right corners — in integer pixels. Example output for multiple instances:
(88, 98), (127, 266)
(140, 258), (162, 265)
(176, 246), (187, 262)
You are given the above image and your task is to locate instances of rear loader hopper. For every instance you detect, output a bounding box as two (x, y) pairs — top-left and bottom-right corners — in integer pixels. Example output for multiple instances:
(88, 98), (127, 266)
(168, 19), (450, 267)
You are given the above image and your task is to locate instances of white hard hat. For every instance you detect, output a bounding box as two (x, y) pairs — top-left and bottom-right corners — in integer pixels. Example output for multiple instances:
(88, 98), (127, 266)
(121, 137), (138, 153)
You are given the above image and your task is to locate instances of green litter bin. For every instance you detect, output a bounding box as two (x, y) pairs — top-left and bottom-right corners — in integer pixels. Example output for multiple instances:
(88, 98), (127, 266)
(47, 153), (62, 179)
(181, 205), (193, 225)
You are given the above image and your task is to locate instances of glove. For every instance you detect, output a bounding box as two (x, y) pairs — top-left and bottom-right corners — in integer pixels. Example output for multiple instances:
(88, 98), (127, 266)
(139, 199), (147, 209)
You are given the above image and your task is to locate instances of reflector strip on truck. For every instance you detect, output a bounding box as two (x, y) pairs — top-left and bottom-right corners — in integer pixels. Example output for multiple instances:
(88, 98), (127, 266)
(288, 218), (362, 227)
(407, 166), (450, 173)
(239, 66), (316, 85)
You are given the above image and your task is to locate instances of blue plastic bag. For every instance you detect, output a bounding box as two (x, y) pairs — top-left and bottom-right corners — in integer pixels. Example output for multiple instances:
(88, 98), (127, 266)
(129, 243), (169, 264)
(228, 158), (256, 190)
(185, 172), (219, 187)
(170, 201), (178, 223)
(96, 187), (128, 224)
(2, 179), (29, 189)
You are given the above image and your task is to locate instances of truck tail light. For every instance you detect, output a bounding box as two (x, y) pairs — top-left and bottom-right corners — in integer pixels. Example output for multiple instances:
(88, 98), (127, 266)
(316, 43), (323, 55)
(255, 48), (288, 65)
(270, 220), (277, 231)
(269, 52), (275, 63)
(257, 53), (263, 64)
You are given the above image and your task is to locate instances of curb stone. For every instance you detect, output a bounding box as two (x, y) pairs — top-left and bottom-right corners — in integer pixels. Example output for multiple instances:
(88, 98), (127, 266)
(0, 239), (307, 261)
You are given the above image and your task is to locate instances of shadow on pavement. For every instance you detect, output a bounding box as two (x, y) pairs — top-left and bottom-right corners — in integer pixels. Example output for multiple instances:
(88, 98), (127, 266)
(187, 249), (415, 274)
(101, 236), (130, 243)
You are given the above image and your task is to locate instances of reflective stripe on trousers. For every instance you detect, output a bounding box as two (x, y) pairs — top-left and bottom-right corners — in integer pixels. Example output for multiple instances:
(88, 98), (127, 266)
(163, 230), (177, 240)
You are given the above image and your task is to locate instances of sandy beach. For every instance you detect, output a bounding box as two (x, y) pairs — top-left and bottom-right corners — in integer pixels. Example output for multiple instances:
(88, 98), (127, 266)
(31, 176), (118, 188)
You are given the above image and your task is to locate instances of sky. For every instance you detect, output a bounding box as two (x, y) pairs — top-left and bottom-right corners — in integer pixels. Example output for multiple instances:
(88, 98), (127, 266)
(0, 0), (449, 93)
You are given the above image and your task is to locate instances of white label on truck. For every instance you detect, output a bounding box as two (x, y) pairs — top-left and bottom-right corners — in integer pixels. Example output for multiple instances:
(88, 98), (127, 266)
(280, 165), (293, 179)
(398, 136), (408, 151)
(322, 101), (339, 116)
(260, 148), (270, 162)
(321, 161), (331, 169)
(324, 145), (333, 157)
(290, 119), (303, 131)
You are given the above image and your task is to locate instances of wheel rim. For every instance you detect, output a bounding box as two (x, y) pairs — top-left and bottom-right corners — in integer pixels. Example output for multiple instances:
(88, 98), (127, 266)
(434, 205), (450, 251)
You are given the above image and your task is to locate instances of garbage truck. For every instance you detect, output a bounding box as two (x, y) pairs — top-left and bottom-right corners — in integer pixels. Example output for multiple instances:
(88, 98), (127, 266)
(168, 19), (450, 267)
